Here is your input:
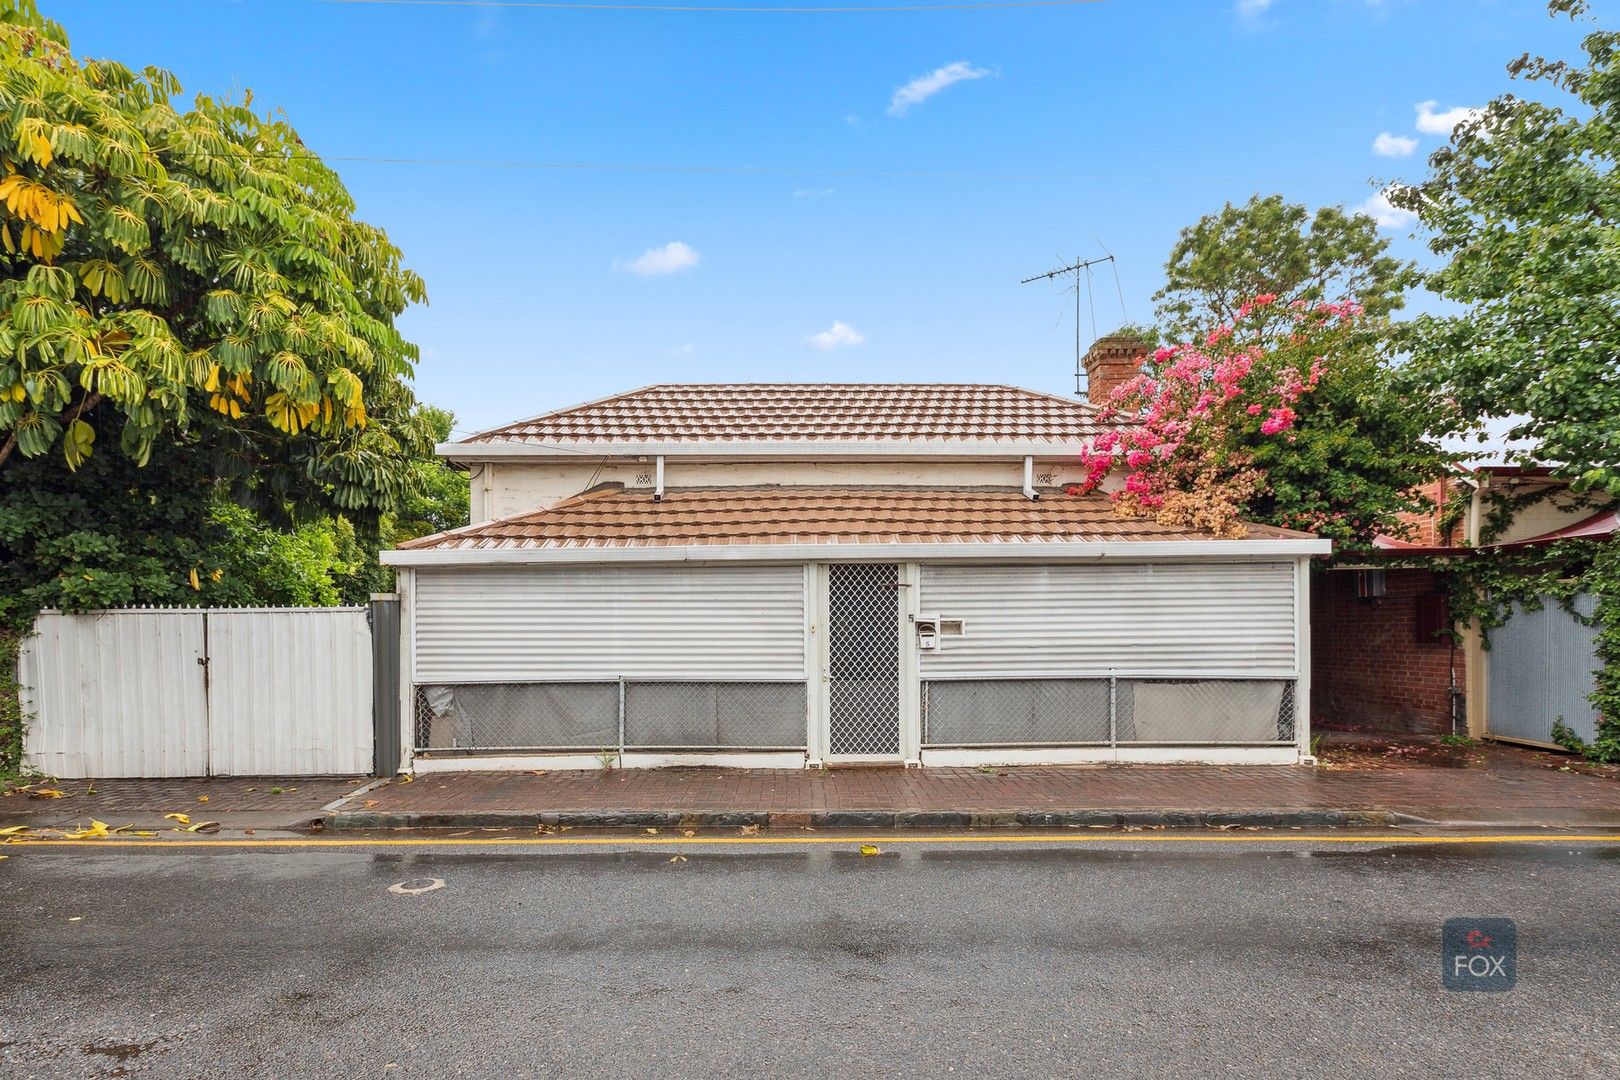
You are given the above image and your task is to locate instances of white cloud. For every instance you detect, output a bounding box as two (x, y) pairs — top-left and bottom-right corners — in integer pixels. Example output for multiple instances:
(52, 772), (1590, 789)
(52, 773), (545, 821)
(1372, 131), (1419, 157)
(806, 321), (865, 350)
(1415, 100), (1481, 136)
(1354, 190), (1417, 230)
(1235, 0), (1274, 17)
(618, 241), (700, 277)
(887, 61), (990, 117)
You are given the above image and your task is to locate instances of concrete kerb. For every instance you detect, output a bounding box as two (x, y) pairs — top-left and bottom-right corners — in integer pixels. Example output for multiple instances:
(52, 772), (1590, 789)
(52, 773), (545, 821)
(324, 807), (1422, 832)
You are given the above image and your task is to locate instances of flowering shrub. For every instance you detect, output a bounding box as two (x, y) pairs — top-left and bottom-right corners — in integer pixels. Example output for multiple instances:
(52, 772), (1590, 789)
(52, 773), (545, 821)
(1073, 296), (1375, 540)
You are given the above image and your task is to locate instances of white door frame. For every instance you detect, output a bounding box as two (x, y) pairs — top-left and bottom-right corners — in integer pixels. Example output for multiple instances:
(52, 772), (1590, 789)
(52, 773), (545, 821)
(809, 561), (920, 765)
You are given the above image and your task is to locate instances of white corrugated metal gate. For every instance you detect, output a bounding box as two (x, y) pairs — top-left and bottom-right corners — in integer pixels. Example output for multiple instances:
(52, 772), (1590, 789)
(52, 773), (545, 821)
(21, 608), (373, 778)
(1486, 593), (1601, 747)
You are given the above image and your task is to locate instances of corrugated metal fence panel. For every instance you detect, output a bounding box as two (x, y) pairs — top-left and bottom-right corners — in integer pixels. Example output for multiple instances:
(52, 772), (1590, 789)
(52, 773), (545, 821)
(1487, 593), (1601, 745)
(205, 609), (373, 775)
(413, 565), (807, 683)
(918, 562), (1298, 678)
(21, 611), (209, 778)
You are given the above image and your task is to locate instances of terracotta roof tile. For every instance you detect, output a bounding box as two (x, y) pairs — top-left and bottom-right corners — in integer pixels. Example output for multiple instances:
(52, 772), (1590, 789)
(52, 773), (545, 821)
(399, 486), (1313, 552)
(460, 383), (1119, 445)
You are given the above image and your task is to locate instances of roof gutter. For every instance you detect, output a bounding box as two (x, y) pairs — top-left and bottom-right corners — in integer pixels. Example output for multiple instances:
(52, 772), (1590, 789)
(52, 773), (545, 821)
(383, 537), (1331, 568)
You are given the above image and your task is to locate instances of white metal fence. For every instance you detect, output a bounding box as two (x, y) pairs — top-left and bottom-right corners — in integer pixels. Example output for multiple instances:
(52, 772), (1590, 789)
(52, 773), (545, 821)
(1486, 593), (1602, 746)
(20, 607), (373, 778)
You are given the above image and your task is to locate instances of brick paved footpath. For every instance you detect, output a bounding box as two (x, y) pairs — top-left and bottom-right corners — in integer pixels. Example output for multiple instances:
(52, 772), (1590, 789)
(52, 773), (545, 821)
(7, 745), (1619, 831)
(344, 743), (1620, 829)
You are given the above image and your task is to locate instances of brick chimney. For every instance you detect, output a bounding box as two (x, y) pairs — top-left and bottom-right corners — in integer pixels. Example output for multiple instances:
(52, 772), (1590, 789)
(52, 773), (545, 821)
(1082, 336), (1151, 406)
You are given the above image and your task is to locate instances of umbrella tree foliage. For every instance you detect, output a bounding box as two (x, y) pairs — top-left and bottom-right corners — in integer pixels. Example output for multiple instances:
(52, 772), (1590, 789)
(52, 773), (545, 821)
(0, 1), (429, 522)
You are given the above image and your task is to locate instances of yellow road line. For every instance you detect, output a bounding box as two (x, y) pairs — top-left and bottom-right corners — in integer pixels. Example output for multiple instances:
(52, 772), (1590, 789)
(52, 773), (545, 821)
(4, 832), (1619, 850)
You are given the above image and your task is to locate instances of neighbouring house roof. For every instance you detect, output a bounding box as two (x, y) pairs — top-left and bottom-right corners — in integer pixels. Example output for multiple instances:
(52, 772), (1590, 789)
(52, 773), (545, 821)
(392, 486), (1316, 557)
(1372, 507), (1617, 556)
(451, 383), (1119, 451)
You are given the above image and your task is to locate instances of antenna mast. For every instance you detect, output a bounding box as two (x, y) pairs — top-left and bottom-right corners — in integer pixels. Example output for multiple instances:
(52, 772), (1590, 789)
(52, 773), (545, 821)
(1021, 254), (1115, 395)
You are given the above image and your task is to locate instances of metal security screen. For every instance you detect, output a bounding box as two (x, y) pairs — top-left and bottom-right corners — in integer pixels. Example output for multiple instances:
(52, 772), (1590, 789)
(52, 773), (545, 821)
(827, 563), (902, 757)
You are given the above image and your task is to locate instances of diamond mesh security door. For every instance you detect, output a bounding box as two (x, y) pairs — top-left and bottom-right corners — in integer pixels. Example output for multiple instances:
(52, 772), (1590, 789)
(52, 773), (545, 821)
(827, 563), (902, 758)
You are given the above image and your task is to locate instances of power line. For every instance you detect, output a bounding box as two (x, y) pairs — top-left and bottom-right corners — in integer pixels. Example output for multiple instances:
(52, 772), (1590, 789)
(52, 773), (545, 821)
(213, 151), (1366, 186)
(319, 0), (1107, 11)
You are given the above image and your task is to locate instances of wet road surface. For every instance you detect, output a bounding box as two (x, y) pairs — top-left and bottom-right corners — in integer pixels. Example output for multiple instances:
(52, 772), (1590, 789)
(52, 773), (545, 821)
(1, 834), (1617, 1078)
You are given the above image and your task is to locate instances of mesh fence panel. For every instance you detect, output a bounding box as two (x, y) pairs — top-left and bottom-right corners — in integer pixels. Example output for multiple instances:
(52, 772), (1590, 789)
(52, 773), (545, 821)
(921, 677), (1295, 747)
(415, 681), (809, 752)
(1117, 678), (1294, 744)
(415, 683), (618, 751)
(624, 682), (807, 749)
(923, 679), (1110, 747)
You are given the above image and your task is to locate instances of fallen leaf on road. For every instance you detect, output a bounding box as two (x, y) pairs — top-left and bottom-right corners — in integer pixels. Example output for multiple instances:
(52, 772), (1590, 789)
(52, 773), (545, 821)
(645, 828), (658, 834)
(243, 828), (255, 835)
(62, 820), (112, 839)
(197, 795), (209, 803)
(0, 826), (27, 836)
(668, 855), (687, 863)
(859, 845), (882, 857)
(164, 813), (191, 826)
(682, 829), (696, 837)
(0, 854), (7, 860)
(185, 821), (221, 833)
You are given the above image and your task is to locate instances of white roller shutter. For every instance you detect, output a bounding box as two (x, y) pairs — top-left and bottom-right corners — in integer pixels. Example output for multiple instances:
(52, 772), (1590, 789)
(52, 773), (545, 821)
(918, 562), (1297, 678)
(412, 565), (806, 683)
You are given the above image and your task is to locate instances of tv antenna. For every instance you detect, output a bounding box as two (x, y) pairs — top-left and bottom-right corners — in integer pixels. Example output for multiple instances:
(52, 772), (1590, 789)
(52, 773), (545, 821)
(1021, 254), (1115, 395)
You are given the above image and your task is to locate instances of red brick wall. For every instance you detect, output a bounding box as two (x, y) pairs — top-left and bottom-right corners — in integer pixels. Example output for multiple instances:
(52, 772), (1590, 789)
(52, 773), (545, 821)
(1311, 568), (1462, 735)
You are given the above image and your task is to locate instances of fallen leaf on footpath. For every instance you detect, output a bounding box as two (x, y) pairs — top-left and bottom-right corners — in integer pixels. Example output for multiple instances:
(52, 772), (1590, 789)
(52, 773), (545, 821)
(682, 829), (696, 837)
(363, 800), (379, 809)
(164, 813), (191, 826)
(858, 845), (882, 857)
(28, 788), (69, 799)
(399, 774), (415, 784)
(645, 828), (659, 835)
(185, 821), (221, 833)
(197, 795), (209, 803)
(739, 823), (761, 835)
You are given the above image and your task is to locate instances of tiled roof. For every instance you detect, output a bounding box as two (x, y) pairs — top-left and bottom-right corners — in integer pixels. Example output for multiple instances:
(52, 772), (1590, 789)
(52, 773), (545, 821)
(459, 383), (1118, 445)
(399, 486), (1313, 551)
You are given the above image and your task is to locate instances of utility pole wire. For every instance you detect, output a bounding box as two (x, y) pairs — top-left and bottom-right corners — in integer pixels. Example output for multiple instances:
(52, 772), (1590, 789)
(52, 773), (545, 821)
(319, 0), (1108, 11)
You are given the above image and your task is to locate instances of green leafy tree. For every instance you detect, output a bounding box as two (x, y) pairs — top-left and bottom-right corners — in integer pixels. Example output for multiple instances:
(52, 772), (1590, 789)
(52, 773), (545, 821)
(0, 0), (428, 520)
(1389, 0), (1620, 495)
(1153, 194), (1419, 341)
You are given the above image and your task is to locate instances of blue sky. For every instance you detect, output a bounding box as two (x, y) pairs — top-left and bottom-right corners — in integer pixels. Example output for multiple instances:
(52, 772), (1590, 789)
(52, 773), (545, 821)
(49, 0), (1595, 434)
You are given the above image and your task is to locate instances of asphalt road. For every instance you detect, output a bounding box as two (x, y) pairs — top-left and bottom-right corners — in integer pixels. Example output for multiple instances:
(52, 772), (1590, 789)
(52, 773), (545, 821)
(2, 835), (1618, 1079)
